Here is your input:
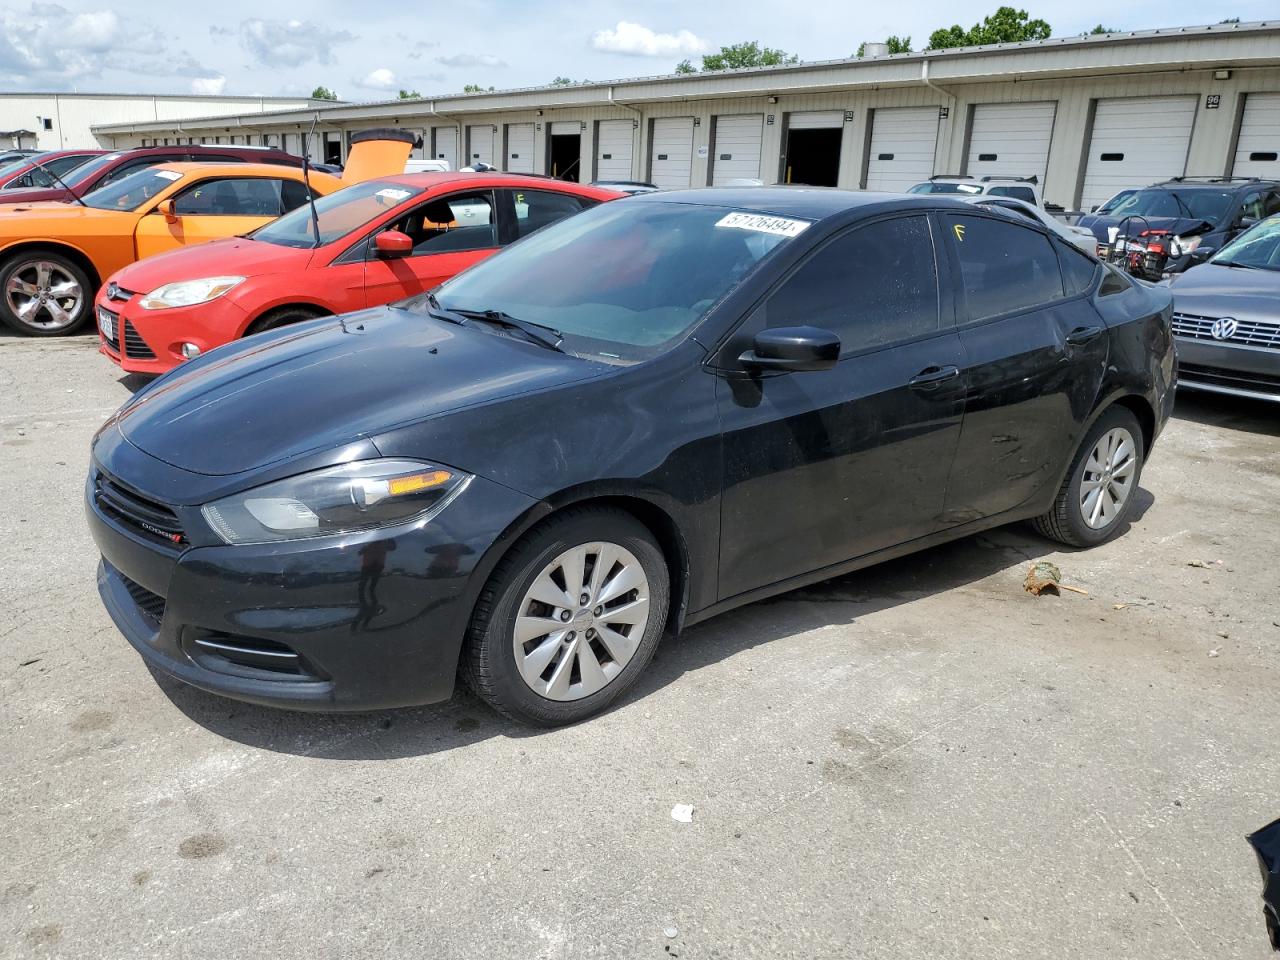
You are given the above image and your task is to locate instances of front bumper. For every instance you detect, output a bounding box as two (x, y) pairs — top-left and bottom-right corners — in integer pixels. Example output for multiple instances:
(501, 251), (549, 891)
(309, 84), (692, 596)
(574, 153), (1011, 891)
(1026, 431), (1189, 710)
(96, 290), (249, 376)
(86, 451), (537, 712)
(1175, 336), (1280, 403)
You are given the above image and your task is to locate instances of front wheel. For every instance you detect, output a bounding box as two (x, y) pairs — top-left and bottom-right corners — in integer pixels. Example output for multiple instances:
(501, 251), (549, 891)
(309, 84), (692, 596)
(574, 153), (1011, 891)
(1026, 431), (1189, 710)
(462, 507), (670, 726)
(1033, 406), (1145, 547)
(0, 251), (93, 336)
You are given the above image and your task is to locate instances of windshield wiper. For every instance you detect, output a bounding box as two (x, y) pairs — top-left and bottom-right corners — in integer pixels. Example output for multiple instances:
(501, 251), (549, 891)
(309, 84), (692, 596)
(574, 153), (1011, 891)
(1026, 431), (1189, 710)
(436, 302), (566, 353)
(1213, 259), (1261, 270)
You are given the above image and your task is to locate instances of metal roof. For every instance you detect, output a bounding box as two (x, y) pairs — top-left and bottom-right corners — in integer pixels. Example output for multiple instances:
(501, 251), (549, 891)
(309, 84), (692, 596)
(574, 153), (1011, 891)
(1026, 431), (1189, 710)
(93, 18), (1280, 134)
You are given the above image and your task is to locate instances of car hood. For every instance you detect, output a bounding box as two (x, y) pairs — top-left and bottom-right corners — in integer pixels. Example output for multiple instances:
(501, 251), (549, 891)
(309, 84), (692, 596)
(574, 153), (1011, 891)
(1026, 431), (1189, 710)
(1167, 262), (1280, 323)
(116, 306), (600, 476)
(1076, 214), (1214, 243)
(0, 186), (71, 205)
(110, 237), (312, 292)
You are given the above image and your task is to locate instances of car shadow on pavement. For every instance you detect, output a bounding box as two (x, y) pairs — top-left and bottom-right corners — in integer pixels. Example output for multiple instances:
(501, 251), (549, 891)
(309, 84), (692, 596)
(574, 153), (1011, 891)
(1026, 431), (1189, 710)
(1173, 391), (1280, 437)
(155, 495), (1152, 759)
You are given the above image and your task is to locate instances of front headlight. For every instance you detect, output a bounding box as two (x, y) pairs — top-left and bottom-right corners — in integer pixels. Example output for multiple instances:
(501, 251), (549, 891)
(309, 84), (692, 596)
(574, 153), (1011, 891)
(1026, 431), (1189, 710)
(139, 276), (245, 310)
(1170, 235), (1202, 257)
(201, 459), (470, 545)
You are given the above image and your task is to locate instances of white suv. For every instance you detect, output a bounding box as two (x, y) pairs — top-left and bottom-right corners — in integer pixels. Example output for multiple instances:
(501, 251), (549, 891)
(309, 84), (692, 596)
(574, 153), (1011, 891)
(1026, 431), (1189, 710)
(907, 175), (1043, 207)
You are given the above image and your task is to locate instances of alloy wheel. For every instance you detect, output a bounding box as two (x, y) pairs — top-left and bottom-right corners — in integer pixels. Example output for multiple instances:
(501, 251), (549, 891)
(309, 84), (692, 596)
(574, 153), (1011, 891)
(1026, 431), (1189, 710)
(512, 541), (651, 701)
(1079, 426), (1137, 529)
(5, 260), (84, 332)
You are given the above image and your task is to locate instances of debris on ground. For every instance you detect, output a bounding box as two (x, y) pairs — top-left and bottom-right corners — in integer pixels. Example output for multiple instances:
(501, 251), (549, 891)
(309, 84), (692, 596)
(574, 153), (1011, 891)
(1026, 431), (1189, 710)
(1209, 649), (1220, 658)
(664, 926), (679, 939)
(670, 804), (694, 823)
(1187, 559), (1224, 569)
(1023, 561), (1089, 597)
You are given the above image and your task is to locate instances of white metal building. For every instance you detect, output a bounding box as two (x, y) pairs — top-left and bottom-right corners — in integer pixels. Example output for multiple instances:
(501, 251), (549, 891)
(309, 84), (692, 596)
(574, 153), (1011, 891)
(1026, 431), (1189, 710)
(92, 20), (1280, 209)
(0, 92), (333, 153)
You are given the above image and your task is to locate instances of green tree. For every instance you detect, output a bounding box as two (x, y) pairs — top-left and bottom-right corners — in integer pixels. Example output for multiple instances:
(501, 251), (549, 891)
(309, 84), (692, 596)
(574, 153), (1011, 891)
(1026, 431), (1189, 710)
(310, 85), (338, 101)
(550, 76), (574, 86)
(462, 84), (495, 93)
(927, 7), (1052, 49)
(1088, 24), (1116, 33)
(397, 89), (421, 99)
(695, 41), (800, 71)
(856, 35), (912, 56)
(674, 59), (696, 74)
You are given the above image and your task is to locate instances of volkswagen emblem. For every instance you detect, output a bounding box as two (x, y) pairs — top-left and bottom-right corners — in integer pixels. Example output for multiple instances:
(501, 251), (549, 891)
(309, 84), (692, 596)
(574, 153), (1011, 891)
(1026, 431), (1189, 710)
(1210, 317), (1239, 341)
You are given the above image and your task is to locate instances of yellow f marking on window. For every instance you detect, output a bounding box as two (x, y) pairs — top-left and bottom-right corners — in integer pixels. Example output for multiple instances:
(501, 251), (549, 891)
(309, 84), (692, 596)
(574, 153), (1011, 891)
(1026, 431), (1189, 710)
(953, 223), (966, 242)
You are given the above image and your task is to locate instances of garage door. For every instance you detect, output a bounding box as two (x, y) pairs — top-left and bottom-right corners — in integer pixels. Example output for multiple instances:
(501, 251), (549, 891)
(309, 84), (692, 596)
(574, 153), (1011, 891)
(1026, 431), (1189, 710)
(1081, 96), (1197, 211)
(433, 127), (458, 168)
(967, 101), (1056, 183)
(711, 114), (764, 185)
(505, 123), (534, 173)
(865, 107), (941, 193)
(596, 119), (633, 181)
(1233, 92), (1280, 179)
(467, 125), (495, 167)
(789, 111), (844, 130)
(650, 117), (694, 190)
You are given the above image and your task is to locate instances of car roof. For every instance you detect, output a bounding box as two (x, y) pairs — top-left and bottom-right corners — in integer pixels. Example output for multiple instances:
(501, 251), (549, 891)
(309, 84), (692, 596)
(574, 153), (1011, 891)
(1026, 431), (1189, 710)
(627, 187), (948, 220)
(377, 171), (621, 198)
(1150, 178), (1280, 191)
(147, 162), (335, 181)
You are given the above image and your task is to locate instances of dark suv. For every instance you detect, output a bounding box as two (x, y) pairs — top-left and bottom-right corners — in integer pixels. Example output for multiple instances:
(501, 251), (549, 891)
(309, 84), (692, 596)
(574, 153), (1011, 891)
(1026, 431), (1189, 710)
(1078, 177), (1280, 273)
(0, 144), (306, 206)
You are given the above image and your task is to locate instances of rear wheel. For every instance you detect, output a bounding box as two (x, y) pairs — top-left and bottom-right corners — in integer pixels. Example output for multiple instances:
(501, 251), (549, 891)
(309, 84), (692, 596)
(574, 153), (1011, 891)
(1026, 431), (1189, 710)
(0, 251), (92, 336)
(1033, 406), (1144, 547)
(462, 507), (669, 726)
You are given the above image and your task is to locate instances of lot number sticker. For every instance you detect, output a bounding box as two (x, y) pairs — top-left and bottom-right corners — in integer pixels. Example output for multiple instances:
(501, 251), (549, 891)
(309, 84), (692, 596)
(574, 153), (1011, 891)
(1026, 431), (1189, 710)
(375, 188), (411, 202)
(154, 170), (182, 181)
(715, 212), (809, 238)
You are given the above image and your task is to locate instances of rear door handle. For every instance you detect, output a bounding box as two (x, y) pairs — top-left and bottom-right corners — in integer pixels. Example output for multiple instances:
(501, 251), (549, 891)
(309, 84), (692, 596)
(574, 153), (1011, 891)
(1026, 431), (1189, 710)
(908, 364), (960, 391)
(1065, 325), (1104, 346)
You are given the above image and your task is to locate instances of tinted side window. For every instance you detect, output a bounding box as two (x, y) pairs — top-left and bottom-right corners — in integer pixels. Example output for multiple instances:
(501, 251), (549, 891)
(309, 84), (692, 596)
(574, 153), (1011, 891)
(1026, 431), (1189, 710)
(1059, 244), (1100, 297)
(988, 185), (1036, 204)
(1099, 264), (1131, 296)
(766, 215), (940, 354)
(280, 180), (312, 213)
(944, 214), (1064, 321)
(513, 189), (590, 240)
(387, 191), (496, 256)
(174, 178), (289, 216)
(99, 158), (174, 187)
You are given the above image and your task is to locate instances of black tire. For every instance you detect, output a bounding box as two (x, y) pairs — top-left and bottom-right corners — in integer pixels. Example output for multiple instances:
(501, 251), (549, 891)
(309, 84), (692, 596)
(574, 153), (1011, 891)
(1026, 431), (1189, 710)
(461, 506), (670, 726)
(1033, 405), (1145, 548)
(247, 306), (325, 336)
(0, 250), (93, 336)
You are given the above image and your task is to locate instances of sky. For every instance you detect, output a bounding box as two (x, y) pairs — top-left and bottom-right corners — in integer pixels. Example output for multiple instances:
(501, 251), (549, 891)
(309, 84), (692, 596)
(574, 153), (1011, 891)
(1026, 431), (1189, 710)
(0, 0), (1272, 100)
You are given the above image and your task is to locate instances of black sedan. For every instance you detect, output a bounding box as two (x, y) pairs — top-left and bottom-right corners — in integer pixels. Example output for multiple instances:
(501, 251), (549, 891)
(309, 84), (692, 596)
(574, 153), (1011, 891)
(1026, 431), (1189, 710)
(86, 189), (1176, 725)
(1166, 214), (1280, 402)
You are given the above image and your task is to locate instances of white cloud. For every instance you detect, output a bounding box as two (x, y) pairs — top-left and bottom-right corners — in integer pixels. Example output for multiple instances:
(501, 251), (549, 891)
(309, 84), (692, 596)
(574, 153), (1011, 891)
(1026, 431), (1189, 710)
(436, 53), (507, 68)
(230, 18), (355, 68)
(0, 3), (122, 83)
(590, 21), (707, 58)
(190, 75), (227, 95)
(360, 67), (397, 90)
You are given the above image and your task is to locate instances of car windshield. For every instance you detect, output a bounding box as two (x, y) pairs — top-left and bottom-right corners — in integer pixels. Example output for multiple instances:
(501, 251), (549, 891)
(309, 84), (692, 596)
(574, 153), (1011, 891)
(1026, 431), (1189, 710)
(1212, 216), (1280, 269)
(63, 152), (121, 187)
(251, 180), (423, 248)
(423, 200), (804, 362)
(0, 157), (34, 179)
(1108, 188), (1233, 224)
(81, 168), (183, 211)
(1096, 190), (1135, 213)
(908, 182), (982, 195)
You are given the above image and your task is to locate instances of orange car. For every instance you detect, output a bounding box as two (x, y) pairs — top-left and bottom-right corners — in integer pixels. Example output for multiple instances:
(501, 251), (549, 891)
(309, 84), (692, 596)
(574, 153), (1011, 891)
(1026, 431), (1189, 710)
(0, 129), (416, 336)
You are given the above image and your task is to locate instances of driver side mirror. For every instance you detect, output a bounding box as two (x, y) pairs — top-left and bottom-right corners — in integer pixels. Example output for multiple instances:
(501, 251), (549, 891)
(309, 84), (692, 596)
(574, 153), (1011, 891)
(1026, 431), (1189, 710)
(1236, 215), (1260, 231)
(740, 326), (840, 373)
(374, 229), (413, 259)
(157, 199), (178, 223)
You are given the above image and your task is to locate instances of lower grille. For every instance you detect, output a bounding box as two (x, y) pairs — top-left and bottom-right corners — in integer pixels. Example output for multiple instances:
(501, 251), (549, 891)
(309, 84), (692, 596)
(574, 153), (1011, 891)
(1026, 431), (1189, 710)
(1180, 362), (1280, 393)
(122, 320), (156, 360)
(121, 573), (166, 623)
(94, 472), (185, 545)
(1173, 312), (1280, 350)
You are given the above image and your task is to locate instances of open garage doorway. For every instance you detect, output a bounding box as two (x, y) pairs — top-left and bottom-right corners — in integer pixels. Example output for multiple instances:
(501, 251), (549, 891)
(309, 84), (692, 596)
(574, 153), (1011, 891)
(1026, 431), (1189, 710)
(784, 128), (841, 186)
(548, 122), (581, 181)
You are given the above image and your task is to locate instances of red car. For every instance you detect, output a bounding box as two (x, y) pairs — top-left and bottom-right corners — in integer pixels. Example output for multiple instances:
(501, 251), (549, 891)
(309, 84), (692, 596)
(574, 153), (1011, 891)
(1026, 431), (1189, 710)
(98, 173), (620, 374)
(0, 149), (105, 191)
(0, 144), (306, 206)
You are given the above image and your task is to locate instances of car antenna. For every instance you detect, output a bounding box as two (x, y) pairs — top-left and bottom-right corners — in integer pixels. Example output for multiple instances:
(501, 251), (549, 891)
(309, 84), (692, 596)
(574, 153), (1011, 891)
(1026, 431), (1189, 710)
(302, 113), (322, 247)
(25, 155), (87, 207)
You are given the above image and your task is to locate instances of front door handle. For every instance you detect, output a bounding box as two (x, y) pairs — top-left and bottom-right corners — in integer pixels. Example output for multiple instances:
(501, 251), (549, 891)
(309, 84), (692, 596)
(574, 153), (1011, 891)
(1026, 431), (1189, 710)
(1065, 325), (1104, 346)
(908, 364), (960, 391)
